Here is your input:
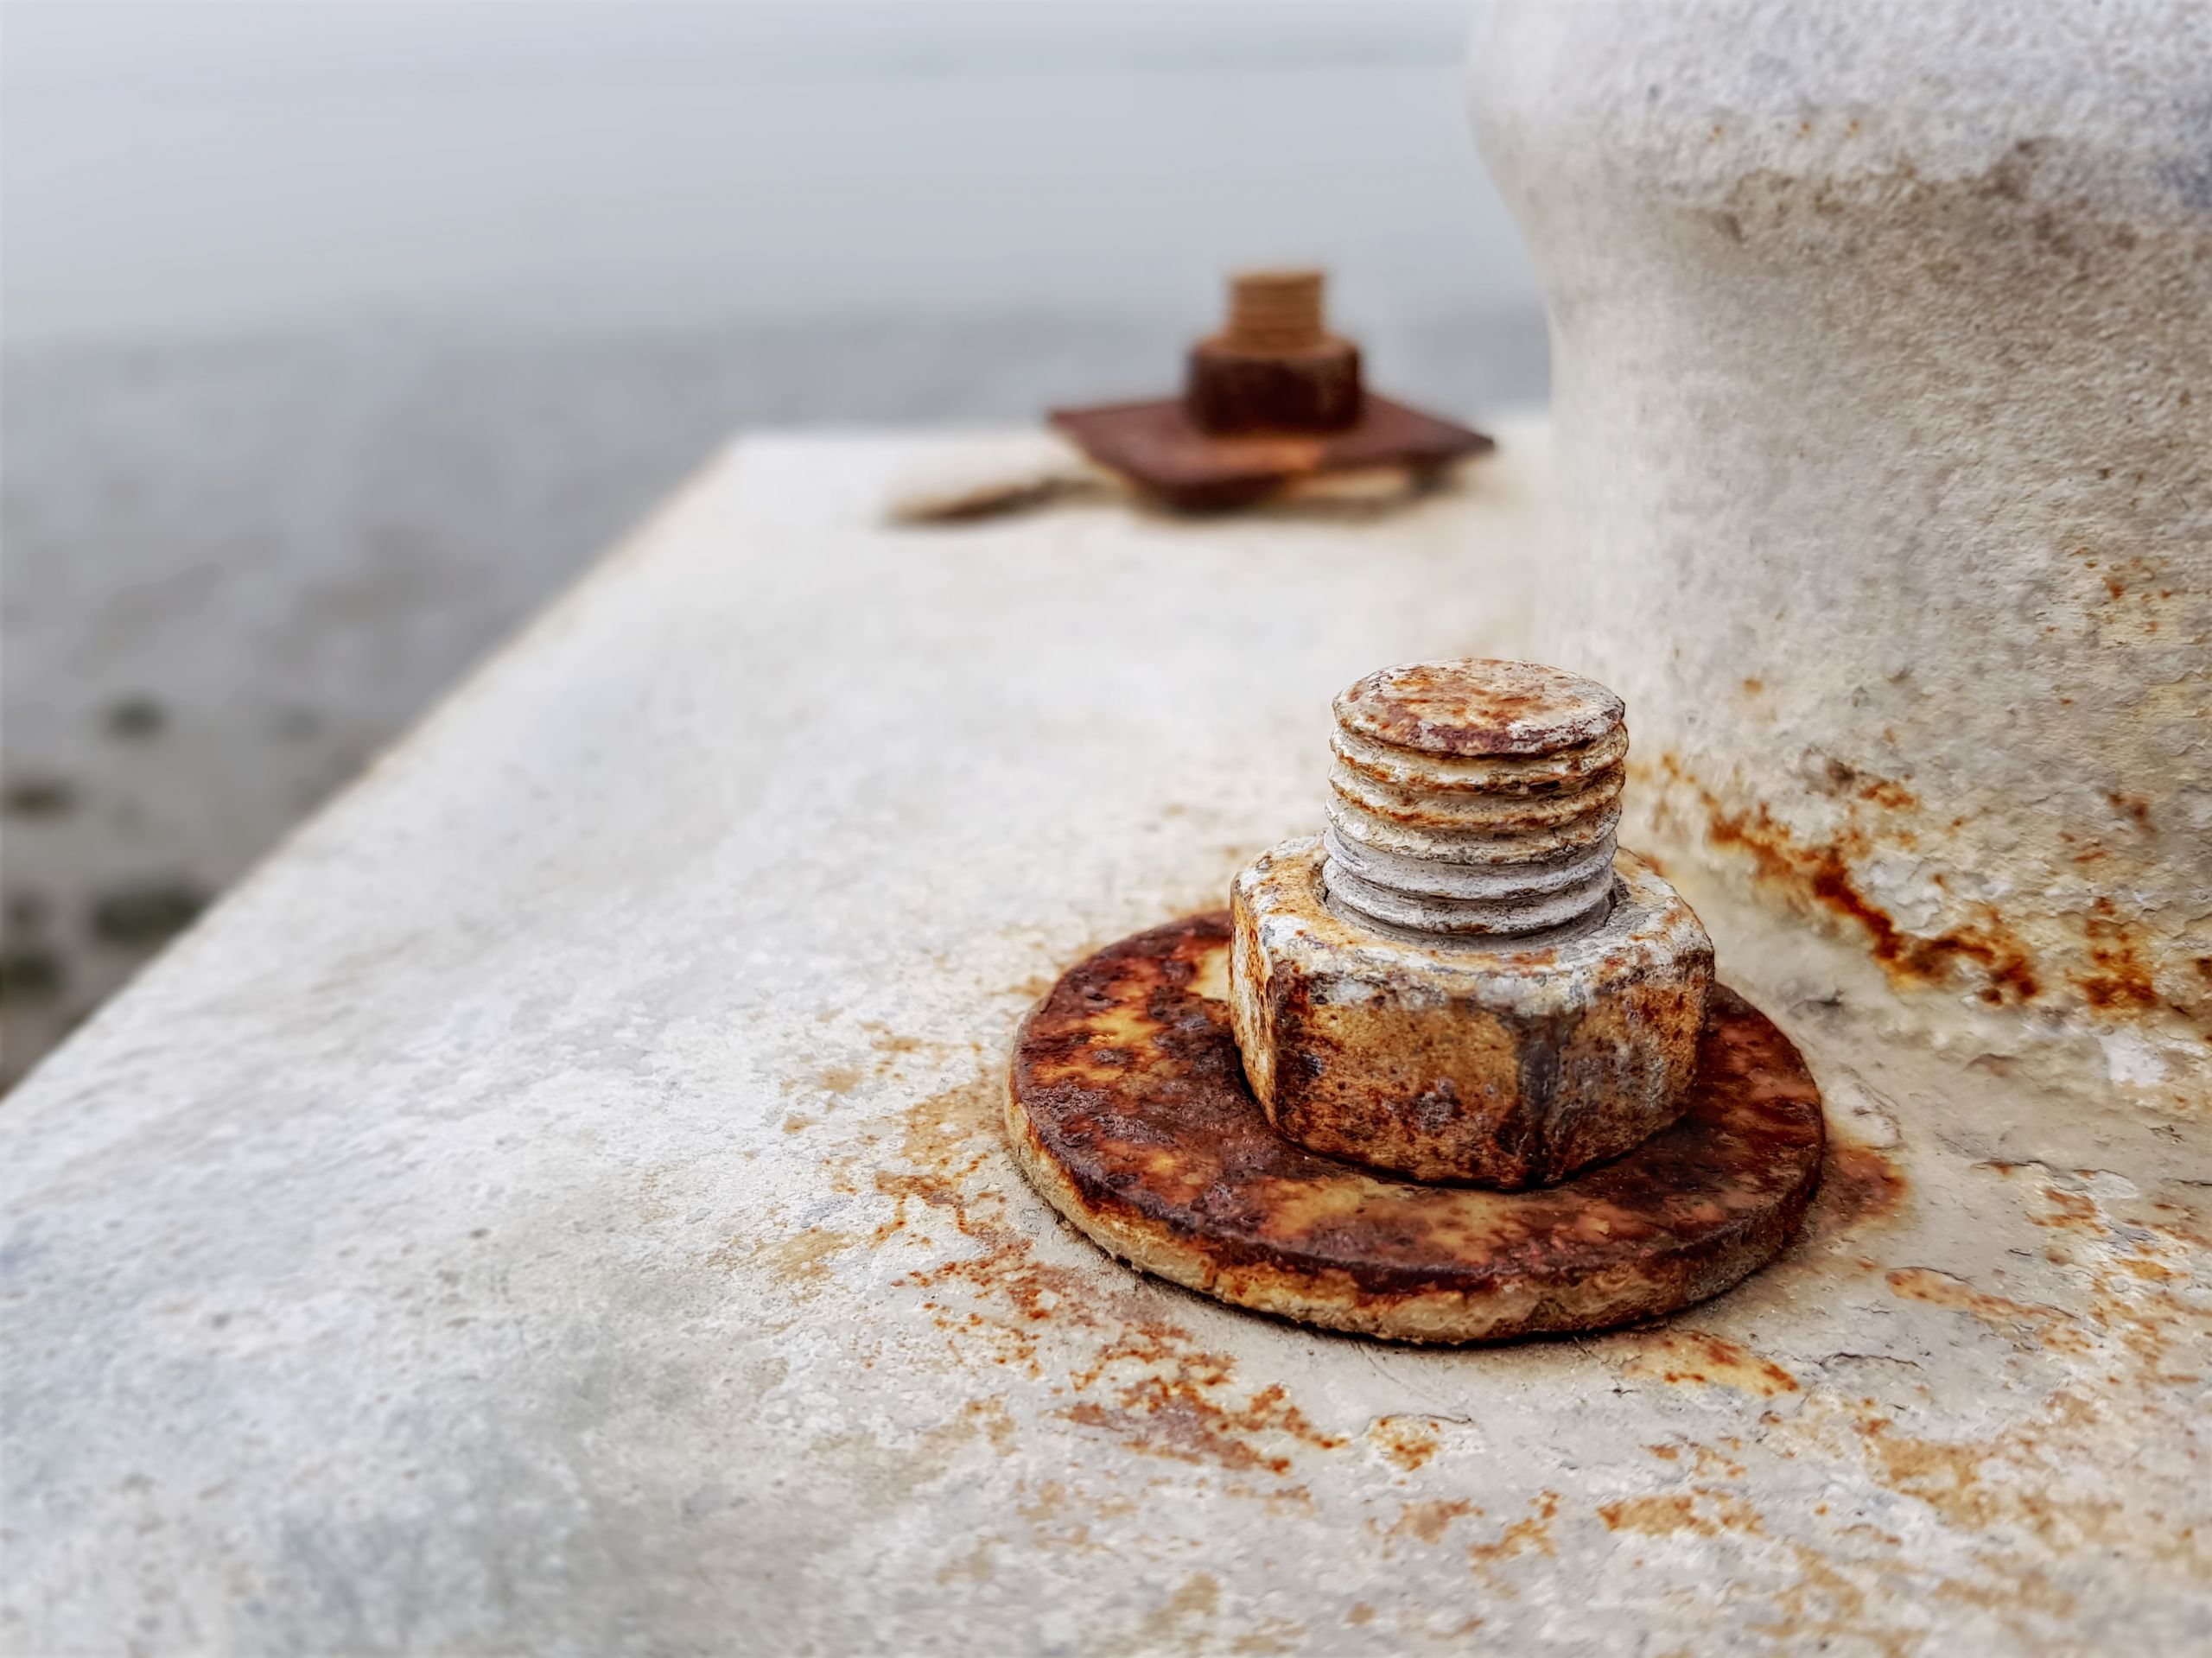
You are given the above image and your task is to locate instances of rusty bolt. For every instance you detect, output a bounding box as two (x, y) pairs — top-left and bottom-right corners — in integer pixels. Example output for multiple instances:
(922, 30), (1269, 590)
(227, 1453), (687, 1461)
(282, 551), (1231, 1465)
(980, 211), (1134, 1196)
(1228, 659), (1715, 1189)
(1185, 269), (1363, 435)
(1048, 266), (1492, 511)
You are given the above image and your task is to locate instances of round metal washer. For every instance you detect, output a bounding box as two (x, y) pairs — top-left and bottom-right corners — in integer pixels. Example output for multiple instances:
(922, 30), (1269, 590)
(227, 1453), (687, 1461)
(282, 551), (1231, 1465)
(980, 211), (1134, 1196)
(1006, 912), (1824, 1344)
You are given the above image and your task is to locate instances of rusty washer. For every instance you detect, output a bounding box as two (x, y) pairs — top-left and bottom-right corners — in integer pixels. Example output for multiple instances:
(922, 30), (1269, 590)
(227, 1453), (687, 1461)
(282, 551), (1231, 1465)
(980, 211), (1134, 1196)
(1007, 658), (1824, 1342)
(1005, 916), (1823, 1344)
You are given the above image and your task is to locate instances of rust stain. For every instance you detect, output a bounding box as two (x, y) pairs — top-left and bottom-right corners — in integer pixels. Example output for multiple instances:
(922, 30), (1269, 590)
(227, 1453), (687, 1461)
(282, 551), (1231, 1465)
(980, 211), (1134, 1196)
(1385, 1497), (1476, 1545)
(1656, 753), (2212, 1031)
(1802, 1142), (1908, 1244)
(1621, 1331), (1802, 1397)
(1002, 972), (1059, 1005)
(2106, 791), (2154, 833)
(1808, 752), (1919, 812)
(1227, 1619), (1309, 1656)
(935, 1536), (999, 1585)
(1061, 1350), (1345, 1477)
(1885, 1265), (2093, 1355)
(805, 1061), (868, 1098)
(2032, 1185), (2103, 1235)
(717, 1225), (862, 1288)
(817, 1019), (1344, 1488)
(1843, 1402), (2190, 1564)
(1598, 1471), (2075, 1655)
(1110, 1571), (1222, 1657)
(1465, 1490), (1560, 1582)
(1756, 1536), (1926, 1658)
(1660, 753), (2041, 1005)
(1858, 778), (1918, 810)
(1599, 1485), (1763, 1537)
(1369, 1416), (1442, 1472)
(2080, 899), (2161, 1010)
(1627, 1166), (2211, 1629)
(872, 1076), (996, 1243)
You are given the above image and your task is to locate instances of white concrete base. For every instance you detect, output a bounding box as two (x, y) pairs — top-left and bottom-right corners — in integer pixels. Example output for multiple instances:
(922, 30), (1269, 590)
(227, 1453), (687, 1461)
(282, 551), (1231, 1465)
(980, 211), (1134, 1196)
(5, 427), (2207, 1655)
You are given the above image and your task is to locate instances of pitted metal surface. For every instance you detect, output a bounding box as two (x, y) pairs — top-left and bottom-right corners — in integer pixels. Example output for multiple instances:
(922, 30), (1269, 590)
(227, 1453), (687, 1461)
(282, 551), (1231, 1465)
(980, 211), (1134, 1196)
(1231, 840), (1714, 1187)
(1333, 657), (1625, 758)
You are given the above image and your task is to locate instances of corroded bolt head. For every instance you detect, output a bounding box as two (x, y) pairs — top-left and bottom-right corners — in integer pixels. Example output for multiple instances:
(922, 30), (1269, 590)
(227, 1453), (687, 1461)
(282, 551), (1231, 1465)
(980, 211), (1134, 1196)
(1186, 268), (1363, 435)
(1228, 658), (1714, 1188)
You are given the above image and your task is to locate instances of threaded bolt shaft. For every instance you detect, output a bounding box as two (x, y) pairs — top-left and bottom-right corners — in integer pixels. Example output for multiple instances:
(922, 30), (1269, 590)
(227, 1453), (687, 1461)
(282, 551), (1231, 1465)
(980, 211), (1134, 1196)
(1222, 270), (1328, 353)
(1322, 659), (1627, 937)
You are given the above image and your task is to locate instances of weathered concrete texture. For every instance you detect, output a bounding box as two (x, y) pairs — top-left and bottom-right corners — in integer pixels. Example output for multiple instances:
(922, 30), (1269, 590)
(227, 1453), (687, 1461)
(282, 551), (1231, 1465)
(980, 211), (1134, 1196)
(0, 315), (1549, 1092)
(1471, 0), (2212, 1110)
(4, 429), (2209, 1655)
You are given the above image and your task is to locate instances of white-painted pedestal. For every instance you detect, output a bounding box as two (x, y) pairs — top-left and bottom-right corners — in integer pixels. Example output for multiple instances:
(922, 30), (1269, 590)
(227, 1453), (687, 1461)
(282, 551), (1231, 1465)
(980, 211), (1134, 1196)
(5, 428), (2206, 1655)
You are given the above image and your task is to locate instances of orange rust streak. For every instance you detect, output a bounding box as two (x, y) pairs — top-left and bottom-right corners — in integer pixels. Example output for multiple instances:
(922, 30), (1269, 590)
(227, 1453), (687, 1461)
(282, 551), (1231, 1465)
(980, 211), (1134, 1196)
(1599, 1486), (1764, 1538)
(1802, 1143), (1909, 1247)
(1659, 753), (2042, 1005)
(1465, 1490), (1560, 1581)
(1370, 1417), (1442, 1472)
(2080, 898), (2162, 1010)
(1885, 1266), (2094, 1355)
(1622, 1331), (1802, 1397)
(1386, 1498), (1475, 1545)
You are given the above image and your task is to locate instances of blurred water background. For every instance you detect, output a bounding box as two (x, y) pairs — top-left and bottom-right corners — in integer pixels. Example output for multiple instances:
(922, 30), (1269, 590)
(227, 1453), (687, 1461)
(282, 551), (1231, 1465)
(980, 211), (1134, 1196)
(1, 0), (1543, 1086)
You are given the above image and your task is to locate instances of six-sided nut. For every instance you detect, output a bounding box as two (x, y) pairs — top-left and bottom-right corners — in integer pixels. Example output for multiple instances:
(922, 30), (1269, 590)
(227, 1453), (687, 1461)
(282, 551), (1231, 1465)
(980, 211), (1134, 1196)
(1229, 836), (1713, 1188)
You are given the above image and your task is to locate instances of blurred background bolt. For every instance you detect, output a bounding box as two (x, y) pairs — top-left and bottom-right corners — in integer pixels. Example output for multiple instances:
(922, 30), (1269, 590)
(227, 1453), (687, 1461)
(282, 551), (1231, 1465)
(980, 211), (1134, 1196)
(1185, 268), (1363, 434)
(1050, 268), (1495, 511)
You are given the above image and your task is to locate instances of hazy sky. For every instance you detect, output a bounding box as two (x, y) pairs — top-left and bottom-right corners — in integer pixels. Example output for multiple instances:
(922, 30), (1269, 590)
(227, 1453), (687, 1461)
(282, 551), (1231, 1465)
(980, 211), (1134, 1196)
(3, 1), (1539, 346)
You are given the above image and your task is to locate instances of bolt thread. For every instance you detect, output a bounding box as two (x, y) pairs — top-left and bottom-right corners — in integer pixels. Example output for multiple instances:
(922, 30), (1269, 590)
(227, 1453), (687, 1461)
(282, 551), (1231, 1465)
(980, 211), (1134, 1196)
(1321, 660), (1626, 937)
(1222, 270), (1327, 353)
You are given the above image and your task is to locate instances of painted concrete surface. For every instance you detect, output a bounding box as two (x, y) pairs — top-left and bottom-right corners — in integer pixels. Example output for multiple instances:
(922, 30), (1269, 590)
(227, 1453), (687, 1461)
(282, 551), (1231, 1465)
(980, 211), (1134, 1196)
(0, 317), (1546, 1093)
(1472, 0), (2212, 1102)
(5, 428), (2209, 1655)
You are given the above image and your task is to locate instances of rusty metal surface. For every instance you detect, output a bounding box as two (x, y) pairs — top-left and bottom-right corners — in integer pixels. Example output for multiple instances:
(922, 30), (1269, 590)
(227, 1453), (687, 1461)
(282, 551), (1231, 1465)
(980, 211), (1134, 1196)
(1230, 842), (1713, 1186)
(1052, 270), (1495, 510)
(1322, 657), (1631, 936)
(1224, 656), (1711, 1188)
(1009, 910), (1818, 1340)
(1048, 395), (1495, 511)
(1185, 338), (1363, 435)
(1335, 657), (1624, 758)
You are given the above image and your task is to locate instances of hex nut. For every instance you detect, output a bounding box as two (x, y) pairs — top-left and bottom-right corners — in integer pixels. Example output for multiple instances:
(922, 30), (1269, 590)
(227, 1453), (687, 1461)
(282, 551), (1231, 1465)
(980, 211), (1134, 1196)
(1185, 338), (1362, 434)
(1229, 835), (1713, 1188)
